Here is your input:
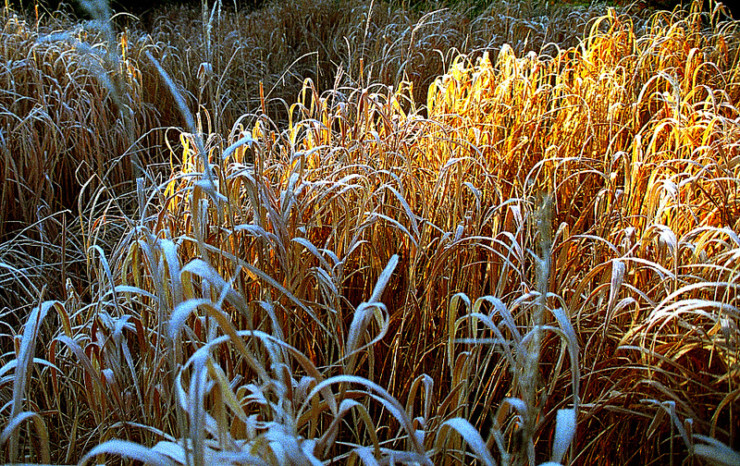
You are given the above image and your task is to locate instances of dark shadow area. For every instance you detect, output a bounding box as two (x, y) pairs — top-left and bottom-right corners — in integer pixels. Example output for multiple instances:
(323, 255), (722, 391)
(6, 0), (271, 19)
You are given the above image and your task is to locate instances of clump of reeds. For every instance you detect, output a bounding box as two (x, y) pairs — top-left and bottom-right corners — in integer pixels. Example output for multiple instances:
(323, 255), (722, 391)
(425, 1), (740, 461)
(139, 0), (611, 125)
(0, 4), (168, 317)
(0, 6), (151, 231)
(1, 0), (739, 464)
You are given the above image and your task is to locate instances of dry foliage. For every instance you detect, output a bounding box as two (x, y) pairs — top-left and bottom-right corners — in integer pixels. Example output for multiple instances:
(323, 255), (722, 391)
(1, 0), (739, 465)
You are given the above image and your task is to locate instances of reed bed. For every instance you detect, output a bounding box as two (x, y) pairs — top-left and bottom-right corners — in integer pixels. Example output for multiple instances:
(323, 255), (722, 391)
(140, 0), (611, 126)
(0, 4), (178, 314)
(0, 0), (605, 309)
(1, 0), (739, 465)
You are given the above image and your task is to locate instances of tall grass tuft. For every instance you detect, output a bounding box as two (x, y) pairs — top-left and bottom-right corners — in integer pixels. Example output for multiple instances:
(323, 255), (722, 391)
(1, 0), (739, 464)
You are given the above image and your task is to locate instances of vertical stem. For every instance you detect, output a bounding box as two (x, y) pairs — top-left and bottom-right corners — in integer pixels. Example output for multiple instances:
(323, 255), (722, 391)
(521, 193), (553, 465)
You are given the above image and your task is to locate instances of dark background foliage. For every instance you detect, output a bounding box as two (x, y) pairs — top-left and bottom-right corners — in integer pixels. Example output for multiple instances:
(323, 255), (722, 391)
(7, 0), (268, 18)
(7, 0), (740, 19)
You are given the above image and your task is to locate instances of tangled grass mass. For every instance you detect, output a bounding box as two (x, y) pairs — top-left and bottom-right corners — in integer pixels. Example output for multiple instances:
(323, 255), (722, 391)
(0, 0), (739, 464)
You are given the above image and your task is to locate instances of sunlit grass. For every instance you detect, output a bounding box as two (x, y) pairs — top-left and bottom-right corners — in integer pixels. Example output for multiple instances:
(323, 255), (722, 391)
(1, 0), (739, 464)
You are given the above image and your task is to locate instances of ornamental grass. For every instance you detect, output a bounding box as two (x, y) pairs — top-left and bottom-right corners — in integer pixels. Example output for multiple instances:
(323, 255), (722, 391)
(1, 1), (738, 465)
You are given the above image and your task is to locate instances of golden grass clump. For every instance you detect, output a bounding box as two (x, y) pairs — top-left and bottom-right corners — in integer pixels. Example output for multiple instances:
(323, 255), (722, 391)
(0, 0), (611, 310)
(140, 0), (611, 125)
(1, 1), (739, 465)
(426, 2), (740, 461)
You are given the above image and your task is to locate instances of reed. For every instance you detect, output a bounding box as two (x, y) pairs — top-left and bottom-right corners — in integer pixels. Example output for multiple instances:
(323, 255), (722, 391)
(1, 0), (738, 464)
